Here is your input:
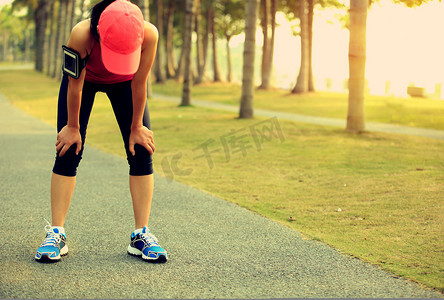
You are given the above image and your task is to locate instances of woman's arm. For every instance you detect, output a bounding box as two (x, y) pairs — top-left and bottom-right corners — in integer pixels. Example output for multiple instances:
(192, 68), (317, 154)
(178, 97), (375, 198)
(128, 22), (159, 156)
(56, 21), (90, 157)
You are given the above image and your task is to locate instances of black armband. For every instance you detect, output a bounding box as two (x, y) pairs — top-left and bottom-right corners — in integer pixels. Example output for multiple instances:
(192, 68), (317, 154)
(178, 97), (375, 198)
(62, 45), (88, 79)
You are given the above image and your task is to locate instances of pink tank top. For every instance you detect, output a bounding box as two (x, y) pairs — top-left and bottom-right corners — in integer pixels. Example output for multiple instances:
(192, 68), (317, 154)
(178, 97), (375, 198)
(85, 41), (134, 84)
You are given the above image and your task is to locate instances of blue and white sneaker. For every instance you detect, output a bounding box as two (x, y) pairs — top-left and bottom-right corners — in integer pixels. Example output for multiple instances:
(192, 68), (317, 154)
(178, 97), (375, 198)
(127, 227), (168, 263)
(35, 224), (68, 262)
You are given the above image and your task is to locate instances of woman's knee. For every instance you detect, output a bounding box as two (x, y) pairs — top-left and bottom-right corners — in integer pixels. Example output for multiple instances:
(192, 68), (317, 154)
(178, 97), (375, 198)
(127, 144), (153, 176)
(52, 146), (83, 177)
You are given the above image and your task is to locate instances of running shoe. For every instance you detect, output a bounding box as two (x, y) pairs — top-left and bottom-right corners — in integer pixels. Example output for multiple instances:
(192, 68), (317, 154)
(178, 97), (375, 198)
(35, 223), (68, 262)
(127, 227), (168, 263)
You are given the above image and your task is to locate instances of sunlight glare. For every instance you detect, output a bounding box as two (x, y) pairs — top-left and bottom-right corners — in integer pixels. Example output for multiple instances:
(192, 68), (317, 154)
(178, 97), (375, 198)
(270, 0), (444, 98)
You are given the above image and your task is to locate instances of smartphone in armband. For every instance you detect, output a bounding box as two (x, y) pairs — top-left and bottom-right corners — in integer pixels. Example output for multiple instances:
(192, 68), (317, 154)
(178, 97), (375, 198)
(62, 45), (84, 79)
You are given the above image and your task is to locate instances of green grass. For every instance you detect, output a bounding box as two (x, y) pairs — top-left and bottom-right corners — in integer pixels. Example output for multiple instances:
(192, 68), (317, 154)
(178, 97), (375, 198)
(1, 70), (443, 293)
(153, 80), (444, 131)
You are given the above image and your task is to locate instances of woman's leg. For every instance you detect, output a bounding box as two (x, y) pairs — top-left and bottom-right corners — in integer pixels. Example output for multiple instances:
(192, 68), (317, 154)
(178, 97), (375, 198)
(51, 174), (76, 227)
(129, 174), (154, 229)
(106, 81), (154, 229)
(51, 76), (97, 227)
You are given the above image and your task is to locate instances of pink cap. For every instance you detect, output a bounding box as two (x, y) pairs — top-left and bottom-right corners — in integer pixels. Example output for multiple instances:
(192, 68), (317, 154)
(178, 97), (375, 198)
(98, 0), (145, 75)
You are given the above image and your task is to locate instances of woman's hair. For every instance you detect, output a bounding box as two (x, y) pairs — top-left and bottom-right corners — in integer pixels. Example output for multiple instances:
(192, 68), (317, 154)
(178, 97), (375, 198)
(90, 0), (116, 42)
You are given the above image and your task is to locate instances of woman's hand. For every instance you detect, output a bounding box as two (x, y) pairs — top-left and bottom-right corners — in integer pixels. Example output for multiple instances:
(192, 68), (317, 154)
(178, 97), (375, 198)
(129, 126), (155, 156)
(56, 125), (82, 157)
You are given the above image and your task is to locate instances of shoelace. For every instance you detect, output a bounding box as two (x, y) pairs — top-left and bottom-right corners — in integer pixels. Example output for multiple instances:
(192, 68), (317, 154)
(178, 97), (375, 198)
(40, 218), (62, 247)
(140, 231), (160, 247)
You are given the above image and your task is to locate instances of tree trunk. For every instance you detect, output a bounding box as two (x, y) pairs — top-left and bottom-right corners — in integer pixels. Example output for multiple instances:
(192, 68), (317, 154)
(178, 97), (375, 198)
(165, 0), (176, 78)
(226, 35), (232, 82)
(209, 5), (221, 82)
(308, 0), (315, 92)
(239, 0), (259, 119)
(175, 22), (186, 82)
(155, 0), (165, 83)
(259, 0), (276, 89)
(134, 0), (149, 17)
(346, 0), (368, 133)
(2, 30), (9, 61)
(292, 0), (309, 93)
(195, 5), (210, 84)
(56, 0), (71, 80)
(175, 43), (185, 81)
(46, 0), (55, 76)
(78, 0), (86, 23)
(70, 0), (77, 28)
(194, 0), (204, 80)
(24, 26), (31, 62)
(259, 0), (269, 87)
(64, 0), (72, 43)
(134, 0), (152, 98)
(181, 0), (194, 106)
(34, 0), (50, 72)
(52, 0), (64, 78)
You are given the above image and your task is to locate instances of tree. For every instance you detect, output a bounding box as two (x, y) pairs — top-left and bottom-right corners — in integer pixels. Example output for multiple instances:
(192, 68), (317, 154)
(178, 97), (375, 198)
(154, 0), (165, 83)
(46, 0), (55, 75)
(165, 0), (177, 78)
(77, 0), (86, 23)
(194, 0), (203, 80)
(53, 0), (66, 79)
(216, 0), (244, 83)
(0, 5), (21, 61)
(194, 0), (211, 84)
(346, 0), (430, 132)
(68, 0), (77, 34)
(134, 0), (153, 98)
(181, 0), (194, 106)
(346, 0), (367, 132)
(208, 3), (222, 82)
(239, 0), (259, 119)
(292, 0), (309, 93)
(34, 0), (49, 72)
(258, 0), (277, 89)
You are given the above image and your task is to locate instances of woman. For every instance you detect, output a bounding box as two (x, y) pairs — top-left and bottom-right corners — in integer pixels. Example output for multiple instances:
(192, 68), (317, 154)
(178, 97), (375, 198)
(34, 0), (167, 263)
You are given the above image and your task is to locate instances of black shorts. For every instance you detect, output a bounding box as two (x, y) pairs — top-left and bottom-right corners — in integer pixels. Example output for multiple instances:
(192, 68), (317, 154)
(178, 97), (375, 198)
(52, 75), (153, 177)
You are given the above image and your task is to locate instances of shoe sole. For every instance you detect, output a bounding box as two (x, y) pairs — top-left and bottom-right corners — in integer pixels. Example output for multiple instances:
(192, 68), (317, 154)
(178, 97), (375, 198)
(35, 245), (68, 263)
(127, 245), (168, 263)
(143, 254), (168, 263)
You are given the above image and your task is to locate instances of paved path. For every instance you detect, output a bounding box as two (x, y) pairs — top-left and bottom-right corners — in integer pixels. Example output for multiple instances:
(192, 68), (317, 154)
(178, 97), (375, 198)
(153, 93), (444, 141)
(0, 92), (441, 298)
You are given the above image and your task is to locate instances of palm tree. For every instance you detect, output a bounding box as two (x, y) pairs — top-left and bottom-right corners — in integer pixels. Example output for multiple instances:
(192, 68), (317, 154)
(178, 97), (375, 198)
(165, 0), (177, 78)
(345, 0), (428, 132)
(194, 0), (211, 84)
(77, 0), (86, 23)
(69, 0), (77, 30)
(258, 0), (276, 89)
(181, 0), (194, 106)
(54, 0), (67, 80)
(134, 0), (153, 98)
(292, 0), (309, 93)
(239, 0), (259, 119)
(216, 0), (244, 83)
(307, 0), (315, 91)
(46, 0), (55, 76)
(208, 3), (221, 82)
(194, 0), (203, 80)
(34, 0), (50, 72)
(346, 0), (367, 132)
(154, 0), (166, 83)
